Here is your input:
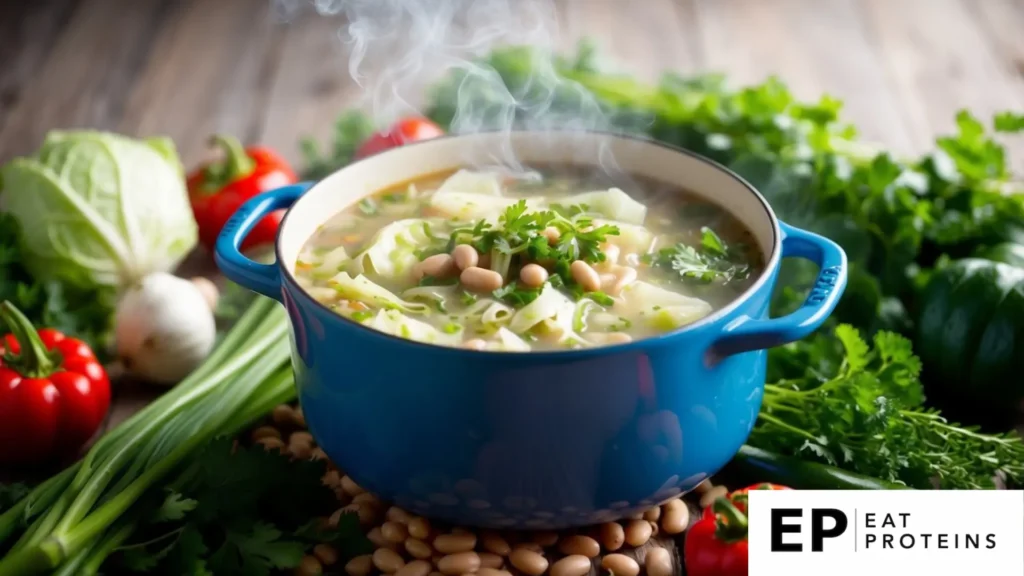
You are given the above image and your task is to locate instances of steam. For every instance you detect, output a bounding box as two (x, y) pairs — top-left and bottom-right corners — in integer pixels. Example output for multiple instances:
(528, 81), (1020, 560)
(274, 0), (632, 180)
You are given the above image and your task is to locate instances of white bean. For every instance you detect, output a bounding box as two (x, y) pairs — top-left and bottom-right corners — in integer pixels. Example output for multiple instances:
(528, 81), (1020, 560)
(645, 548), (673, 576)
(570, 260), (601, 292)
(414, 254), (456, 281)
(452, 244), (479, 271)
(460, 267), (503, 292)
(519, 264), (549, 288)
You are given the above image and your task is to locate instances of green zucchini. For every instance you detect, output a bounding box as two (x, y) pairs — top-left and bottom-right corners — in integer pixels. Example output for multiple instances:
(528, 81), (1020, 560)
(729, 446), (907, 490)
(915, 258), (1024, 428)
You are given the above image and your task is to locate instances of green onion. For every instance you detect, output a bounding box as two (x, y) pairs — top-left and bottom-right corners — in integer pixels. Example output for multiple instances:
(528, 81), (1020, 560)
(0, 296), (295, 575)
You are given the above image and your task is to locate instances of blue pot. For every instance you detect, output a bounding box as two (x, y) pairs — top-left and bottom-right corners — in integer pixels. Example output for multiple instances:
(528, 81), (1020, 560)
(215, 131), (846, 529)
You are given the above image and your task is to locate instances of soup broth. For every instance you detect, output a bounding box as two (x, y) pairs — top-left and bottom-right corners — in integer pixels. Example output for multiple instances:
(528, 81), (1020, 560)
(294, 167), (763, 351)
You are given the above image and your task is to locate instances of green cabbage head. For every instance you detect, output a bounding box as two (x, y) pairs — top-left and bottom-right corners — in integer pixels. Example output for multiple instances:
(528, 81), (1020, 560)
(0, 131), (198, 290)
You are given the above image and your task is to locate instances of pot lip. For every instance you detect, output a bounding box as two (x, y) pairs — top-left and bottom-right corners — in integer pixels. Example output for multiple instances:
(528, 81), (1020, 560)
(275, 128), (782, 359)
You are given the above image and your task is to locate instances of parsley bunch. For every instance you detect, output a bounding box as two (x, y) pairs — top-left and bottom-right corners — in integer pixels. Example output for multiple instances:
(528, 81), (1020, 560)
(644, 227), (751, 284)
(447, 200), (619, 306)
(751, 325), (1024, 489)
(113, 439), (371, 576)
(0, 212), (115, 359)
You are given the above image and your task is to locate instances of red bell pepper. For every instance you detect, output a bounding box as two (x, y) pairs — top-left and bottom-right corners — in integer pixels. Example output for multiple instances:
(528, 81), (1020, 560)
(0, 301), (111, 465)
(702, 482), (792, 519)
(686, 483), (792, 576)
(187, 134), (298, 252)
(354, 117), (445, 160)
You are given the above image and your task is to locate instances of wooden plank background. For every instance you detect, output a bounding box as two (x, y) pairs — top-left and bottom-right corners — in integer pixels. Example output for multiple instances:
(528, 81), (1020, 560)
(3, 0), (1024, 167)
(1, 0), (1023, 428)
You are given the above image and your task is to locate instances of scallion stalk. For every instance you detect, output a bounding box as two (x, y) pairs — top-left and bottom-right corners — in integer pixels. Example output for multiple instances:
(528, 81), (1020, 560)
(0, 296), (295, 576)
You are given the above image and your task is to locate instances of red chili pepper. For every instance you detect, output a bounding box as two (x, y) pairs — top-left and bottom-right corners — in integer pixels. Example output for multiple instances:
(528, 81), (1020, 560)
(187, 134), (298, 252)
(0, 301), (111, 465)
(685, 495), (750, 576)
(354, 117), (445, 160)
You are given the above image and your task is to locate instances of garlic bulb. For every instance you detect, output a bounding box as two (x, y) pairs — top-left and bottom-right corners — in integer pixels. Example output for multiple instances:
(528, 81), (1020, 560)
(115, 272), (218, 385)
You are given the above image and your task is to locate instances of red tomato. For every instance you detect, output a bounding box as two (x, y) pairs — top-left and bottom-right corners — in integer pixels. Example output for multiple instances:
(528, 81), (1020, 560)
(354, 117), (445, 160)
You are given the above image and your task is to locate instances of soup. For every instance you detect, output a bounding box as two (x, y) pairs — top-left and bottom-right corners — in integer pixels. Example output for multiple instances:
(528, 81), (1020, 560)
(294, 167), (763, 351)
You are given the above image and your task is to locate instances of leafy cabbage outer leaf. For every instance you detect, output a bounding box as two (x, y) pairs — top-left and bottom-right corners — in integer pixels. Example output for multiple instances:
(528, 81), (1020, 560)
(368, 309), (462, 345)
(0, 131), (197, 290)
(311, 246), (350, 278)
(561, 188), (647, 224)
(435, 169), (504, 196)
(486, 327), (531, 351)
(350, 219), (434, 278)
(430, 192), (545, 222)
(592, 218), (654, 256)
(329, 272), (429, 314)
(614, 281), (713, 331)
(509, 283), (574, 334)
(428, 169), (546, 221)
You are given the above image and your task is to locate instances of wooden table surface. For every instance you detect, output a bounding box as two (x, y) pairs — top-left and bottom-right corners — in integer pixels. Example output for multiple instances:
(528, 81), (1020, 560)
(2, 0), (1024, 431)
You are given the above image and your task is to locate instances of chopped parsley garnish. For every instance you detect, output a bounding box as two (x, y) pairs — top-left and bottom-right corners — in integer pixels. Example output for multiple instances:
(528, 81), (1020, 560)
(350, 310), (374, 322)
(493, 281), (542, 307)
(357, 198), (378, 215)
(460, 291), (479, 306)
(644, 226), (751, 284)
(417, 275), (459, 287)
(447, 200), (619, 290)
(563, 280), (615, 306)
(549, 202), (590, 218)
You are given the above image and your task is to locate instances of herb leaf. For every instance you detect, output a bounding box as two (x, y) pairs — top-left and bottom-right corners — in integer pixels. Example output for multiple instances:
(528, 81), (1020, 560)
(752, 325), (1024, 489)
(646, 226), (750, 284)
(115, 438), (372, 575)
(451, 200), (619, 301)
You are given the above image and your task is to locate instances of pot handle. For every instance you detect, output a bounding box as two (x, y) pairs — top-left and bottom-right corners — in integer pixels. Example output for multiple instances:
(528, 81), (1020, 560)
(214, 183), (311, 301)
(711, 222), (847, 357)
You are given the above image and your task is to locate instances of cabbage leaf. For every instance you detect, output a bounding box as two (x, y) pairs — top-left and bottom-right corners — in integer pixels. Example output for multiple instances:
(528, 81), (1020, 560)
(350, 219), (434, 278)
(614, 281), (712, 331)
(0, 131), (197, 290)
(329, 272), (429, 313)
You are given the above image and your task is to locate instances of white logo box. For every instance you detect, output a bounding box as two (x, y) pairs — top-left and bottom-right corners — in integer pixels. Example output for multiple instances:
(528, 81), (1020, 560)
(747, 490), (1024, 575)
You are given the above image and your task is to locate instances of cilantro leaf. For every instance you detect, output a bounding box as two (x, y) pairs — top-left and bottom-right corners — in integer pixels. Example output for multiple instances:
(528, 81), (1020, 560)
(207, 522), (306, 576)
(153, 491), (198, 522)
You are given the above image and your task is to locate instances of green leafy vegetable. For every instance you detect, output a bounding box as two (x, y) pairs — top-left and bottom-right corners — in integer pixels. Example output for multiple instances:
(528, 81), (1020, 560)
(752, 325), (1024, 489)
(0, 214), (115, 357)
(0, 131), (197, 291)
(645, 227), (751, 284)
(114, 439), (371, 576)
(300, 111), (375, 181)
(493, 282), (542, 307)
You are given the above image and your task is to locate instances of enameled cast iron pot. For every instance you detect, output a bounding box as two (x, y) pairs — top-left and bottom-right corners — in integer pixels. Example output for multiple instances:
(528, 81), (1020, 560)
(215, 131), (847, 529)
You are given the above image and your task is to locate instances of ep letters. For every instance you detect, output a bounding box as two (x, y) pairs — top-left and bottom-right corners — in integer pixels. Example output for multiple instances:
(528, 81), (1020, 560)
(746, 490), (1024, 576)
